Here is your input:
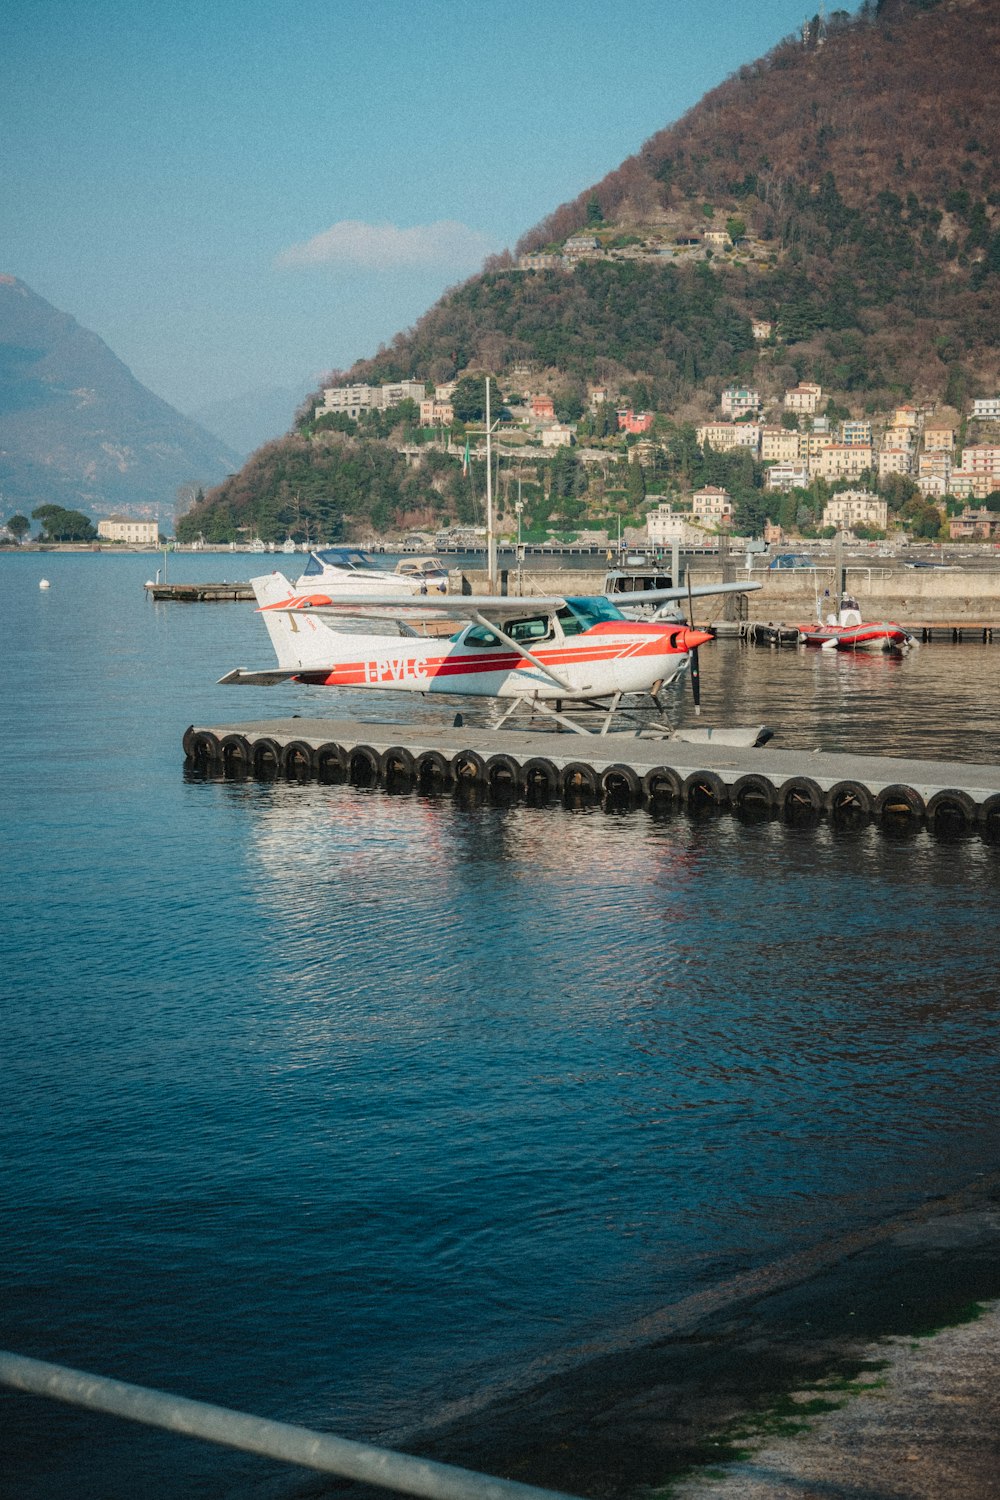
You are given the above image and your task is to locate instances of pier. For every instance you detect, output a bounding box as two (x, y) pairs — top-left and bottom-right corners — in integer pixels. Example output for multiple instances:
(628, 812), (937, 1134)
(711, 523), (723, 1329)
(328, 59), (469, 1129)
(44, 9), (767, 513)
(146, 581), (255, 601)
(183, 718), (1000, 837)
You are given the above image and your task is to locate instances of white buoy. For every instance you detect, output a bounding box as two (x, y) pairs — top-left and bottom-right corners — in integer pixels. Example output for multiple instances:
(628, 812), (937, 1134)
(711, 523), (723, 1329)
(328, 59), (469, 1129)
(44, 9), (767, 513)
(39, 579), (50, 590)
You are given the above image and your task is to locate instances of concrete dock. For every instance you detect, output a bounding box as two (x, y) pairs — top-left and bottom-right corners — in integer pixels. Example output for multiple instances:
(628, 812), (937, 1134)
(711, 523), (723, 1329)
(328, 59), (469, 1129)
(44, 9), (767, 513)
(146, 581), (255, 601)
(183, 718), (1000, 836)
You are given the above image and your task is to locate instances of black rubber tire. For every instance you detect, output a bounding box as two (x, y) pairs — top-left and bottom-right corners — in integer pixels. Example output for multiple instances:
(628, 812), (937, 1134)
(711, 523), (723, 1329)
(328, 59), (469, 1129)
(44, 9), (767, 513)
(346, 744), (380, 786)
(251, 737), (283, 775)
(182, 724), (199, 758)
(485, 754), (523, 793)
(600, 763), (643, 806)
(977, 792), (1000, 842)
(875, 783), (925, 824)
(642, 766), (683, 809)
(313, 742), (346, 782)
(218, 733), (252, 774)
(683, 770), (729, 812)
(561, 761), (600, 800)
(778, 776), (823, 821)
(185, 729), (221, 764)
(731, 773), (779, 815)
(380, 746), (416, 786)
(281, 739), (315, 777)
(415, 750), (453, 789)
(521, 757), (560, 798)
(826, 779), (874, 826)
(451, 750), (487, 783)
(926, 788), (977, 836)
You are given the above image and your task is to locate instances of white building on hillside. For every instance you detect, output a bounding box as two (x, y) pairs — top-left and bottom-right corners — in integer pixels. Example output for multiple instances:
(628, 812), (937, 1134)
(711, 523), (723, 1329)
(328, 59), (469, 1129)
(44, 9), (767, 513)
(98, 517), (159, 544)
(878, 447), (912, 477)
(784, 382), (823, 415)
(317, 380), (425, 419)
(646, 504), (708, 547)
(720, 387), (760, 419)
(821, 491), (887, 530)
(696, 421), (760, 452)
(691, 485), (734, 524)
(766, 462), (810, 491)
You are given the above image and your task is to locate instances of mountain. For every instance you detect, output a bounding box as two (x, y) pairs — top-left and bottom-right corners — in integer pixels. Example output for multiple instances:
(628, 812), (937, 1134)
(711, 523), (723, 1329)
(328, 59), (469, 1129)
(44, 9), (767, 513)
(187, 381), (313, 462)
(344, 0), (1000, 407)
(0, 276), (240, 518)
(178, 0), (1000, 545)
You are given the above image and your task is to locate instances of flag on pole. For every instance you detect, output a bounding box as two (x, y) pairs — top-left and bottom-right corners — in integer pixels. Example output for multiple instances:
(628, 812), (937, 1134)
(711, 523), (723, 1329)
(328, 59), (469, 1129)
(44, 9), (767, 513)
(462, 438), (470, 476)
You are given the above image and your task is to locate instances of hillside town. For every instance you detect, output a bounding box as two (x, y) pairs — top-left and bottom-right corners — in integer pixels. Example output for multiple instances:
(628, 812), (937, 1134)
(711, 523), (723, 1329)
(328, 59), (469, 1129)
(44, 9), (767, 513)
(313, 373), (1000, 549)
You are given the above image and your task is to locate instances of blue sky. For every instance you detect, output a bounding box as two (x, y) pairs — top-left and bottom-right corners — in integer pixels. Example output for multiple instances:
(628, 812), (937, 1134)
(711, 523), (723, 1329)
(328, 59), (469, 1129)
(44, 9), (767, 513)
(4, 1), (837, 417)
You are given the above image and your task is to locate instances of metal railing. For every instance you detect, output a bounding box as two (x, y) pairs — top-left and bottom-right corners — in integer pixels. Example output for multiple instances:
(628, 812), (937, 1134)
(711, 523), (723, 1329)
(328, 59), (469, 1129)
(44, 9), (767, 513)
(0, 1350), (581, 1500)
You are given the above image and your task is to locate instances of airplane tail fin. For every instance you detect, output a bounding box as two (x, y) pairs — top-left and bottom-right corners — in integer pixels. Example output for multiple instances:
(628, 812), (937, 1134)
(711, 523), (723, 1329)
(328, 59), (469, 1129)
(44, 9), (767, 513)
(250, 572), (343, 671)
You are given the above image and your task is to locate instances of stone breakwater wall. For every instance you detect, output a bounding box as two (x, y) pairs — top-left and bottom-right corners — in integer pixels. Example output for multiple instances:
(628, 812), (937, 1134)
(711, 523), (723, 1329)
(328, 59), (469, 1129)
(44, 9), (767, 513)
(462, 567), (1000, 624)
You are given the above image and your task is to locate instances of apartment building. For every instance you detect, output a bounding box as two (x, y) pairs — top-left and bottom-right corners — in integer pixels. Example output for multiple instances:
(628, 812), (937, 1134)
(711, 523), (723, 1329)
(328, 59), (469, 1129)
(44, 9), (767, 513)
(784, 382), (823, 415)
(720, 386), (760, 419)
(696, 421), (760, 452)
(318, 380), (424, 419)
(691, 485), (734, 523)
(812, 445), (874, 480)
(761, 427), (801, 463)
(821, 491), (888, 530)
(766, 462), (810, 491)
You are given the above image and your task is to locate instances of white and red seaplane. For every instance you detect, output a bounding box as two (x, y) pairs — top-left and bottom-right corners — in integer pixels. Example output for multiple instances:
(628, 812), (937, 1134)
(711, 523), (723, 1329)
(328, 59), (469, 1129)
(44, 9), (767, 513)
(220, 572), (767, 740)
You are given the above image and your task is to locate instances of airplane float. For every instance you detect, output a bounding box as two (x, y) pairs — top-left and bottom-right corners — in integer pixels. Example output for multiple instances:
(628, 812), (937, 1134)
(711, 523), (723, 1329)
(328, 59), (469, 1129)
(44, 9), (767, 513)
(220, 572), (762, 737)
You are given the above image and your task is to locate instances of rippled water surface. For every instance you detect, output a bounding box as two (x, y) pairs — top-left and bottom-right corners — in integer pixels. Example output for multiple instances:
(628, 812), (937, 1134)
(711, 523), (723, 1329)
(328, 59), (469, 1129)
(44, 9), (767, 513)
(3, 553), (1000, 1498)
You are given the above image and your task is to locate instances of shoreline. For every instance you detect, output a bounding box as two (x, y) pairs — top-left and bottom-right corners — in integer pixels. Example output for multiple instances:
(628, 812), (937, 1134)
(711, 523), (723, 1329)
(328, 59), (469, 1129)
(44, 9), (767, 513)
(354, 1177), (1000, 1500)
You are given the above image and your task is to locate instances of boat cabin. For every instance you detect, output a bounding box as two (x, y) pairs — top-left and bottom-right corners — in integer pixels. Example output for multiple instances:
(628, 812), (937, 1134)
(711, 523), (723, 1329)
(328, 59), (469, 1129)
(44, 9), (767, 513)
(300, 548), (382, 577)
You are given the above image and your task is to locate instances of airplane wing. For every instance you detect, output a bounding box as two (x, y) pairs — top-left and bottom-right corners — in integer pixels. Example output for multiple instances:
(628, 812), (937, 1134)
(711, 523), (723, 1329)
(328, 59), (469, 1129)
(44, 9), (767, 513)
(608, 580), (762, 606)
(249, 572), (759, 624)
(255, 587), (577, 623)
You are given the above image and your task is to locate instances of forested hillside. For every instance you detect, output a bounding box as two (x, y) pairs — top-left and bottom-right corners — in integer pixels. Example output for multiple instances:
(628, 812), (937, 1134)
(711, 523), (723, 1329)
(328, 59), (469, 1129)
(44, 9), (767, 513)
(178, 0), (1000, 545)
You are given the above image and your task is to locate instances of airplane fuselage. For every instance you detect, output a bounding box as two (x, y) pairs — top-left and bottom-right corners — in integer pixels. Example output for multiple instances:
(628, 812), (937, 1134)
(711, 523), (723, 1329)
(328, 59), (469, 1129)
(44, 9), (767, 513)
(284, 617), (697, 700)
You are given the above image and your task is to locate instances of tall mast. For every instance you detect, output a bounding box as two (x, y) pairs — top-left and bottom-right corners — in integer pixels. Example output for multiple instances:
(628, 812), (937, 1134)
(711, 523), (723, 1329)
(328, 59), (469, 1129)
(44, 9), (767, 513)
(485, 376), (497, 592)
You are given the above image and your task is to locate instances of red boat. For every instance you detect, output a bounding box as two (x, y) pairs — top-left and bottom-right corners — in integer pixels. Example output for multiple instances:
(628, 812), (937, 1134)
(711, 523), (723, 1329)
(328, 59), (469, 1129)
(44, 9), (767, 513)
(797, 595), (914, 653)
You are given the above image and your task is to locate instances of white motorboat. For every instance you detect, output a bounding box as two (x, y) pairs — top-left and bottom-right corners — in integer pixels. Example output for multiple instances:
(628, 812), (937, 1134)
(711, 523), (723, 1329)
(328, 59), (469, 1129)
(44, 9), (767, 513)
(293, 548), (449, 598)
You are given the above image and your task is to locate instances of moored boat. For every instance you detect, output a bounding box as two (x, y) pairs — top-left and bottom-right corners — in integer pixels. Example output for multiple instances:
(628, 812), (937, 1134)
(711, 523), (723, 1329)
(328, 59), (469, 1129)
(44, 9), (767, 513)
(293, 548), (449, 598)
(798, 594), (914, 653)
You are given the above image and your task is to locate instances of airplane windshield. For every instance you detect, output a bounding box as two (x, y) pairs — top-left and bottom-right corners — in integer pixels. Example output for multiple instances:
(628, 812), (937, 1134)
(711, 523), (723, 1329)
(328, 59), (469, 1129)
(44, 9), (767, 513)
(301, 549), (379, 576)
(558, 596), (626, 636)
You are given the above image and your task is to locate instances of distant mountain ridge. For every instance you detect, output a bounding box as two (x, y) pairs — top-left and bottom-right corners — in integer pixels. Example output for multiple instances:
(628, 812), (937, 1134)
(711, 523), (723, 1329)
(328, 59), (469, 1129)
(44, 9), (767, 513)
(0, 276), (239, 517)
(187, 381), (314, 462)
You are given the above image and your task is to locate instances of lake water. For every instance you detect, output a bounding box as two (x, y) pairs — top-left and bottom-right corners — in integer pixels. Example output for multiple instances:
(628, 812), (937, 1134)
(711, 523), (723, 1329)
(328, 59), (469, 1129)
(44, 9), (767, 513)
(3, 551), (1000, 1498)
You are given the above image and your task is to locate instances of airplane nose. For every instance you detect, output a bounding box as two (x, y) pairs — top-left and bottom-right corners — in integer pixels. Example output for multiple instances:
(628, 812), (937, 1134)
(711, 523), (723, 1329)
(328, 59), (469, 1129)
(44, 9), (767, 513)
(670, 627), (714, 652)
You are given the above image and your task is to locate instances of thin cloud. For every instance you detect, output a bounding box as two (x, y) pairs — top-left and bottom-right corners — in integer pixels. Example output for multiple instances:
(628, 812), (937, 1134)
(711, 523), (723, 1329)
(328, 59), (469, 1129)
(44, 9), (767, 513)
(276, 219), (498, 272)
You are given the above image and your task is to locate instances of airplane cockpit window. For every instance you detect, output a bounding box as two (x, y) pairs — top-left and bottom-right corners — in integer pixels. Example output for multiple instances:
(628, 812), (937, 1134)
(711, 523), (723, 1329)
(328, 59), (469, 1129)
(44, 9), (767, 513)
(507, 616), (552, 644)
(458, 616), (553, 647)
(461, 624), (501, 647)
(558, 596), (625, 635)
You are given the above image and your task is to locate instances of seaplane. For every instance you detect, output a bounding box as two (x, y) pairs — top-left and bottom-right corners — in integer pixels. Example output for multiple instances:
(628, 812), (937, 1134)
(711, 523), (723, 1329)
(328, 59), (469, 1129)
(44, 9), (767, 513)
(219, 571), (767, 741)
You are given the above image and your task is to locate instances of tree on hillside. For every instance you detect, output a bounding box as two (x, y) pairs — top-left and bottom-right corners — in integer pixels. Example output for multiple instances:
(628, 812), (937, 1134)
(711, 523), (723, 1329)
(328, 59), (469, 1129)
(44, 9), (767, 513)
(626, 460), (646, 505)
(451, 375), (504, 424)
